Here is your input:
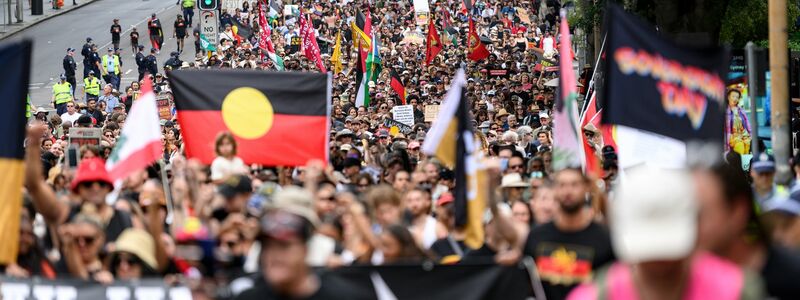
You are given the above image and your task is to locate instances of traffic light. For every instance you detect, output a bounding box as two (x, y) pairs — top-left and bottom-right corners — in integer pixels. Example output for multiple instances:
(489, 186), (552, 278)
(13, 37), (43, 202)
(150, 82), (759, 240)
(199, 0), (217, 10)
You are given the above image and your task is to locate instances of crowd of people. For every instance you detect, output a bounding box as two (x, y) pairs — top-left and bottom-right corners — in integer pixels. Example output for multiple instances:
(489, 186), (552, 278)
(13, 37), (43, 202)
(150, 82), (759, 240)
(11, 0), (800, 299)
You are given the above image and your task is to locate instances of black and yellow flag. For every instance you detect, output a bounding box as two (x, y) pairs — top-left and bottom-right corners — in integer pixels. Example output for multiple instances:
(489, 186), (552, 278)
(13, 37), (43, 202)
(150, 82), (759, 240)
(422, 69), (486, 249)
(0, 40), (32, 265)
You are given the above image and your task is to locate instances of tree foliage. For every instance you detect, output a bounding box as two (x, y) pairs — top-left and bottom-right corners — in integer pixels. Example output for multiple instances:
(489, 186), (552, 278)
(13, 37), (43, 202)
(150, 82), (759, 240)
(719, 0), (800, 50)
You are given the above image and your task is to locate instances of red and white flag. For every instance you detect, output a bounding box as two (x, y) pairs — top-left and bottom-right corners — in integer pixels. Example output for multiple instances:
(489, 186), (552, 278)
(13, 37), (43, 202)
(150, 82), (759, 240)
(299, 14), (327, 73)
(106, 78), (163, 181)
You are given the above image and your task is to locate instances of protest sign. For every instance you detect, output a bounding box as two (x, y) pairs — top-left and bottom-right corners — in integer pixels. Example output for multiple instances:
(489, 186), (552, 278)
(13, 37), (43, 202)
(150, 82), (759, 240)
(392, 105), (414, 126)
(0, 276), (191, 300)
(156, 93), (172, 120)
(413, 0), (430, 25)
(425, 105), (440, 122)
(68, 127), (102, 147)
(383, 118), (413, 134)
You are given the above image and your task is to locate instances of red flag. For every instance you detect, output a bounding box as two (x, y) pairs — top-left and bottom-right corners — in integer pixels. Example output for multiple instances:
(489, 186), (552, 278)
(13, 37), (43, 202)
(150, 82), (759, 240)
(580, 92), (602, 177)
(299, 14), (327, 72)
(425, 18), (443, 65)
(467, 19), (489, 61)
(390, 69), (406, 104)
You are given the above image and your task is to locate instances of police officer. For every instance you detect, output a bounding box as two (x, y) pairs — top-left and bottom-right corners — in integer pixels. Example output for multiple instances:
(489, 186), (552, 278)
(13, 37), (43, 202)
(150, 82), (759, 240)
(177, 0), (195, 27)
(81, 37), (93, 78)
(62, 48), (77, 95)
(84, 71), (100, 100)
(52, 74), (73, 115)
(89, 45), (102, 78)
(101, 47), (121, 90)
(135, 45), (147, 81)
(146, 48), (158, 77)
(164, 51), (182, 70)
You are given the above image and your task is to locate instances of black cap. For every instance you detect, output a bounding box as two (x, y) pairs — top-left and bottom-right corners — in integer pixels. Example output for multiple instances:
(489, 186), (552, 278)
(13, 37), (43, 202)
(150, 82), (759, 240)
(218, 174), (253, 199)
(86, 37), (92, 42)
(164, 120), (174, 127)
(138, 45), (145, 50)
(342, 157), (362, 169)
(151, 48), (157, 53)
(76, 115), (93, 126)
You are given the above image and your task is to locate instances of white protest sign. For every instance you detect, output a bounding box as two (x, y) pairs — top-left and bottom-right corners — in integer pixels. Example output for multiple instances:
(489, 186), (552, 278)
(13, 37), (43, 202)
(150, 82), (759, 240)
(392, 105), (415, 126)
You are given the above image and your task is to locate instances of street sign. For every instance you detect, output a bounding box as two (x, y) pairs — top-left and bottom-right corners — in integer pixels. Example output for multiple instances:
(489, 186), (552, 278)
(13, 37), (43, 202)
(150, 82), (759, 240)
(200, 10), (219, 47)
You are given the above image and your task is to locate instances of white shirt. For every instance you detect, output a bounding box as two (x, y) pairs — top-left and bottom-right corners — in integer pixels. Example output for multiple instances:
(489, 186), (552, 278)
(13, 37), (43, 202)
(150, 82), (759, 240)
(61, 112), (82, 125)
(210, 156), (246, 181)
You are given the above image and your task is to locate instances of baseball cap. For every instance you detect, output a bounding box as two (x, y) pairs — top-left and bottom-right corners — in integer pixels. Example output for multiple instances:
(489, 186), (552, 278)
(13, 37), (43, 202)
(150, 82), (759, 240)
(218, 174), (253, 199)
(752, 153), (776, 173)
(108, 47), (114, 52)
(766, 190), (800, 216)
(70, 158), (113, 192)
(539, 112), (549, 119)
(59, 74), (66, 80)
(86, 37), (92, 42)
(611, 166), (697, 263)
(67, 48), (75, 52)
(265, 186), (320, 227)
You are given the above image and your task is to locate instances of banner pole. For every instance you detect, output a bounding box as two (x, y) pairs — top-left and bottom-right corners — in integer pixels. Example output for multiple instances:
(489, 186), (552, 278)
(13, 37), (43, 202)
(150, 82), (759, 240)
(159, 160), (174, 225)
(746, 42), (761, 157)
(580, 34), (606, 117)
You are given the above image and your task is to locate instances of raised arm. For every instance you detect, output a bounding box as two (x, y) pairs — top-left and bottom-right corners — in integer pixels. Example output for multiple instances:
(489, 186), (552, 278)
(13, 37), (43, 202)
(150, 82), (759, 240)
(24, 122), (69, 225)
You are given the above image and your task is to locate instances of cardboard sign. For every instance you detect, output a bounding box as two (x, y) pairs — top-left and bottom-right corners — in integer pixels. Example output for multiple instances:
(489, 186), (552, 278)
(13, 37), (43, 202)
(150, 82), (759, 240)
(68, 127), (102, 147)
(424, 105), (440, 122)
(392, 105), (415, 126)
(156, 93), (173, 120)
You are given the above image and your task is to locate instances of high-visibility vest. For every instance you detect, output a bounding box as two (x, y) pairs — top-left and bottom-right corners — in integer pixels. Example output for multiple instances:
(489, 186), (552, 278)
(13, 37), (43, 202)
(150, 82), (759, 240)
(84, 77), (100, 96)
(53, 82), (72, 104)
(25, 95), (32, 118)
(182, 0), (195, 8)
(102, 55), (120, 75)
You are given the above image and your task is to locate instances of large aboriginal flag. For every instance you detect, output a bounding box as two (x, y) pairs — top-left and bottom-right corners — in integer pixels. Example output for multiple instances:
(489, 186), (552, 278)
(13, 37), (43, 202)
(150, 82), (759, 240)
(169, 70), (330, 166)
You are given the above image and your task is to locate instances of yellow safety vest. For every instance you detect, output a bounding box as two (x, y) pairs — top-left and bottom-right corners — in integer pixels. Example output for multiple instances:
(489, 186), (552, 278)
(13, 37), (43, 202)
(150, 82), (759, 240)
(182, 0), (195, 8)
(53, 82), (72, 104)
(84, 77), (100, 96)
(101, 55), (121, 75)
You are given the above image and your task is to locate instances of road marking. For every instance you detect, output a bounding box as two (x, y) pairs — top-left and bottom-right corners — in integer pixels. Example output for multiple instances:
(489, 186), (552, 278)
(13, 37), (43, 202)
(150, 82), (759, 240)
(29, 86), (41, 90)
(29, 83), (45, 85)
(125, 69), (132, 74)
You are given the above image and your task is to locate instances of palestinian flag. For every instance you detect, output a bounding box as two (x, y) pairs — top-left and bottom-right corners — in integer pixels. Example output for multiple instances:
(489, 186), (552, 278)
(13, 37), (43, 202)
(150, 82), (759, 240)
(422, 69), (486, 250)
(0, 40), (31, 265)
(389, 69), (406, 104)
(552, 10), (584, 171)
(169, 70), (331, 166)
(354, 39), (369, 108)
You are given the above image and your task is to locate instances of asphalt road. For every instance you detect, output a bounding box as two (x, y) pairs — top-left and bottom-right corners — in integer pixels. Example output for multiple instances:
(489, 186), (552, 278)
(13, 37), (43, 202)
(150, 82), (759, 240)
(7, 0), (192, 107)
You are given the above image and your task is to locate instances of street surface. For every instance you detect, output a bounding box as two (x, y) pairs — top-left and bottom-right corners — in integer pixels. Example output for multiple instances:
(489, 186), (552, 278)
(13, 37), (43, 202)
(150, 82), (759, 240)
(6, 0), (190, 107)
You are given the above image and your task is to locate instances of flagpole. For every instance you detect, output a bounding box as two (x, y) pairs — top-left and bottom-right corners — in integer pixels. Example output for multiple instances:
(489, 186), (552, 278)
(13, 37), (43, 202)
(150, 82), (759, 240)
(159, 160), (174, 225)
(579, 34), (606, 117)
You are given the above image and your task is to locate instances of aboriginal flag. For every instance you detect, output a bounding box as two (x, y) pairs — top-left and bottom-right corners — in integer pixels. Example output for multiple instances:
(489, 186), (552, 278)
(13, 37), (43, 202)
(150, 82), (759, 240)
(169, 70), (330, 166)
(0, 40), (32, 265)
(390, 69), (406, 104)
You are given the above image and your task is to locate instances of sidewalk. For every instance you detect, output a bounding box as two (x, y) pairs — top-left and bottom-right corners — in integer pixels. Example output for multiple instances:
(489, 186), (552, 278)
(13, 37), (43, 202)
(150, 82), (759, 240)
(0, 0), (97, 40)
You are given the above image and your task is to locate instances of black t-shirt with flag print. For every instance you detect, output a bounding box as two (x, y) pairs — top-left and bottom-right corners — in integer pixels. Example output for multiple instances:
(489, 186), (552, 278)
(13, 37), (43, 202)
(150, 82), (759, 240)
(523, 221), (615, 300)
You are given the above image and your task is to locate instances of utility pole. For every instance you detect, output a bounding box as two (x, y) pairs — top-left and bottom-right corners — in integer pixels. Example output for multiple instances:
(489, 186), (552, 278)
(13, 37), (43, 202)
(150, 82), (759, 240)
(769, 0), (791, 184)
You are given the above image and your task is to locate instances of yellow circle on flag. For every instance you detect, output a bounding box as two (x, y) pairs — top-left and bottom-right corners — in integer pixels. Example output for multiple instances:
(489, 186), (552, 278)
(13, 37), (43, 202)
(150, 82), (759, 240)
(389, 126), (400, 136)
(222, 87), (274, 139)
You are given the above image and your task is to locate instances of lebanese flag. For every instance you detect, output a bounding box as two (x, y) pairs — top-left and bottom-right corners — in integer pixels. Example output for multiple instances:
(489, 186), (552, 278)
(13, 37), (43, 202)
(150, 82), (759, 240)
(106, 77), (163, 181)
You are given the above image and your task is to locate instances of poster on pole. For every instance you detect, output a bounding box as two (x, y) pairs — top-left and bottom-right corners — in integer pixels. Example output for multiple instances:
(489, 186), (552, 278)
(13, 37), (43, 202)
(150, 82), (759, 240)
(221, 0), (245, 14)
(393, 105), (415, 126)
(413, 0), (430, 25)
(156, 93), (173, 120)
(68, 127), (102, 147)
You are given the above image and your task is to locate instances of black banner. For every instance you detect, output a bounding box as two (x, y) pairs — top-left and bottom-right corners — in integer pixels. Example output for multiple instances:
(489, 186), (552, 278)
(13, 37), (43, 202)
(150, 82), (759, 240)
(0, 263), (534, 300)
(0, 276), (190, 300)
(602, 4), (729, 142)
(383, 118), (413, 134)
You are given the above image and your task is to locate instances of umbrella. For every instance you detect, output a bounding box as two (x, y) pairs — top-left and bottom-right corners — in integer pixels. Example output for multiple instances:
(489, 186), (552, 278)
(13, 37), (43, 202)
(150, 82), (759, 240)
(545, 78), (584, 87)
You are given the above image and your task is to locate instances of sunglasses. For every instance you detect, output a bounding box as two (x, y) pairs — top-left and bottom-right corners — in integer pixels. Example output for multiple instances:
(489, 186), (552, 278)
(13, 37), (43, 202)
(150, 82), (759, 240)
(75, 235), (96, 245)
(79, 181), (112, 190)
(113, 254), (142, 268)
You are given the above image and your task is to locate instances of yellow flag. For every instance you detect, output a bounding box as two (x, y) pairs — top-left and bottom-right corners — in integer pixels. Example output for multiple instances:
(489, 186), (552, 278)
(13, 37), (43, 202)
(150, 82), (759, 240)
(350, 22), (371, 51)
(331, 32), (343, 75)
